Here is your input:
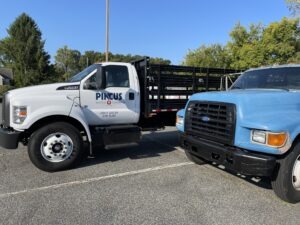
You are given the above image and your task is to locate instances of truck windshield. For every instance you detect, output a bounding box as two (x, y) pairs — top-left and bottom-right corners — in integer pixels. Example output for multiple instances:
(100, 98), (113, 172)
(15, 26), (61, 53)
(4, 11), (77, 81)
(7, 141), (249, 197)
(67, 64), (101, 82)
(231, 67), (300, 90)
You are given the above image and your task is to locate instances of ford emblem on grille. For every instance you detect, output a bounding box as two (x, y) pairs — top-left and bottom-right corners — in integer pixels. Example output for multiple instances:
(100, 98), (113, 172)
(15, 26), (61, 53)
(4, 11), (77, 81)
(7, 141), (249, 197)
(201, 116), (210, 122)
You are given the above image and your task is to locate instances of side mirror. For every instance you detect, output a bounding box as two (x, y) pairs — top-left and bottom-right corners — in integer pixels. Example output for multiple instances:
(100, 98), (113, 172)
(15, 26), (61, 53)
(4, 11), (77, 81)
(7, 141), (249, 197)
(95, 67), (105, 90)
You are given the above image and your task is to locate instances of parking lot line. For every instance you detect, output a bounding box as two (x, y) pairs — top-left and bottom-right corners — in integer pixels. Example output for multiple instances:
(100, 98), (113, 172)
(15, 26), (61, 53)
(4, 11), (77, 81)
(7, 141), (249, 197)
(0, 162), (193, 199)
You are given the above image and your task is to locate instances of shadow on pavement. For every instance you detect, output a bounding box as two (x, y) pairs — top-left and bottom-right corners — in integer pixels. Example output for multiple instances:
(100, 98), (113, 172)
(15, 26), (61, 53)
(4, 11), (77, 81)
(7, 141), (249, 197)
(76, 129), (272, 190)
(207, 162), (272, 189)
(77, 130), (180, 168)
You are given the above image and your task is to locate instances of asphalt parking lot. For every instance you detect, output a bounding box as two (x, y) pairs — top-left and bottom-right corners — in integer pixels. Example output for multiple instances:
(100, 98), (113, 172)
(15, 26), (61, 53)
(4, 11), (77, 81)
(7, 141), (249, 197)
(0, 127), (299, 225)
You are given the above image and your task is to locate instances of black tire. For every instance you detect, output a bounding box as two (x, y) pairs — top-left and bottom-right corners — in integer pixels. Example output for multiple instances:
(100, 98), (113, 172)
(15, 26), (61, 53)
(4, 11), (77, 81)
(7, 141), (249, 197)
(185, 150), (206, 165)
(271, 142), (300, 203)
(28, 122), (84, 172)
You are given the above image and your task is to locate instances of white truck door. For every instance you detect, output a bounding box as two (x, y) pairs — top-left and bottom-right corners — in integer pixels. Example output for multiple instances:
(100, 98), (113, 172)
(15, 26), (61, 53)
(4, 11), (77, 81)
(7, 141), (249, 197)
(80, 64), (139, 125)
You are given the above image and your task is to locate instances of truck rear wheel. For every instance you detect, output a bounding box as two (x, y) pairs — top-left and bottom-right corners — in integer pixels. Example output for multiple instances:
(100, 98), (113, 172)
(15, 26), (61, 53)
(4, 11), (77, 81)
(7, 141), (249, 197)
(28, 122), (84, 172)
(185, 150), (206, 165)
(271, 142), (300, 203)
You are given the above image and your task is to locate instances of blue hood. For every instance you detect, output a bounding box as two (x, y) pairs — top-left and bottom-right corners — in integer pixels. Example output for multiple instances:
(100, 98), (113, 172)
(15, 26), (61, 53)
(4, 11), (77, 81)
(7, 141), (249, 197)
(183, 89), (300, 154)
(190, 89), (300, 130)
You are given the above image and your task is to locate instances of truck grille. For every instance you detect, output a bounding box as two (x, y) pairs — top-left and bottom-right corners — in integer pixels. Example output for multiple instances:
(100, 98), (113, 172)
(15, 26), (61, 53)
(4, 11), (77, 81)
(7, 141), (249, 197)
(185, 101), (236, 145)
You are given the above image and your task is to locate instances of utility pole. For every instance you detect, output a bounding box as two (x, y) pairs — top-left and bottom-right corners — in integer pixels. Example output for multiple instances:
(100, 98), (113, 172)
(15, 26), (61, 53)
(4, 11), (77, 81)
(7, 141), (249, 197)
(105, 0), (110, 62)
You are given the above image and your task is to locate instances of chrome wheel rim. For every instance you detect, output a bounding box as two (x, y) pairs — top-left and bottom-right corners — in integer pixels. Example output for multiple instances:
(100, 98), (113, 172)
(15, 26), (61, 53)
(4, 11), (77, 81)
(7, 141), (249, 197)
(292, 154), (300, 191)
(40, 132), (73, 163)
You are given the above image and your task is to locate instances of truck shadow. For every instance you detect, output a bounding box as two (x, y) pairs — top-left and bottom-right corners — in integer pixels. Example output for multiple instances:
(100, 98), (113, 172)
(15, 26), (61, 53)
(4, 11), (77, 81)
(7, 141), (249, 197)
(78, 130), (180, 167)
(207, 163), (272, 189)
(78, 129), (272, 190)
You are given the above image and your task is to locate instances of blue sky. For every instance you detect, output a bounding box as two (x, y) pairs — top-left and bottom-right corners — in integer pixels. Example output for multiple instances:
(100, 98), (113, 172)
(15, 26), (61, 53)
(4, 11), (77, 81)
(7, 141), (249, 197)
(0, 0), (291, 64)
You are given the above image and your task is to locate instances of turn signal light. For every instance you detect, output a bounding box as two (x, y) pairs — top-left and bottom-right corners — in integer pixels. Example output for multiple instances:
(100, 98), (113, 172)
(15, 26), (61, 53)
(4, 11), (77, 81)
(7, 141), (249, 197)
(267, 133), (287, 147)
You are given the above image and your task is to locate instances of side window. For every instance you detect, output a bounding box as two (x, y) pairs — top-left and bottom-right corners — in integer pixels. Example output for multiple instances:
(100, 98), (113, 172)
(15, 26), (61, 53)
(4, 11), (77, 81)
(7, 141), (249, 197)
(84, 74), (97, 90)
(104, 66), (129, 88)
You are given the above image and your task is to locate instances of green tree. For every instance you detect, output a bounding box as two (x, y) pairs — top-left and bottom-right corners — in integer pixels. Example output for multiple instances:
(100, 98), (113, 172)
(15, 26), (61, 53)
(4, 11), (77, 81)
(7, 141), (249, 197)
(149, 57), (171, 65)
(227, 23), (264, 69)
(79, 51), (104, 70)
(286, 0), (300, 16)
(55, 48), (171, 80)
(54, 46), (81, 80)
(261, 17), (299, 64)
(0, 13), (50, 87)
(184, 44), (231, 68)
(184, 18), (299, 69)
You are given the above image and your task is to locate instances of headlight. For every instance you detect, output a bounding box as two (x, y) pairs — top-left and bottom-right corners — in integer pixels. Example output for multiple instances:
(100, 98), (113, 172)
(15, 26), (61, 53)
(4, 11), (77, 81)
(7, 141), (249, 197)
(251, 130), (288, 148)
(176, 116), (184, 125)
(251, 130), (266, 144)
(13, 106), (27, 124)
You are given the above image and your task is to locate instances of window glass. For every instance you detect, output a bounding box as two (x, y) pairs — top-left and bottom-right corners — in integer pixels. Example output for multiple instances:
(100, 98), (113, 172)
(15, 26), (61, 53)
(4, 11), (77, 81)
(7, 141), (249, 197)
(68, 64), (101, 82)
(231, 67), (300, 90)
(104, 66), (129, 88)
(84, 74), (97, 90)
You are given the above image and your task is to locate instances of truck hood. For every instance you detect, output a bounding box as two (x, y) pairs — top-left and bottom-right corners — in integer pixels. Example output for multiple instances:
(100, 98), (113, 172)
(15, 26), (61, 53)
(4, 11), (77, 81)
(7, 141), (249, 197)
(7, 82), (80, 99)
(189, 89), (300, 131)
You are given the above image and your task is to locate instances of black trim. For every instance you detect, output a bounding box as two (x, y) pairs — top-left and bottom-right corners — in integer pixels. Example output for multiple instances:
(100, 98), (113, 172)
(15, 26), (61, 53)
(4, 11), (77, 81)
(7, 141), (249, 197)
(185, 101), (236, 145)
(91, 125), (142, 146)
(131, 57), (243, 119)
(180, 133), (276, 176)
(0, 127), (21, 149)
(129, 92), (135, 100)
(57, 85), (79, 90)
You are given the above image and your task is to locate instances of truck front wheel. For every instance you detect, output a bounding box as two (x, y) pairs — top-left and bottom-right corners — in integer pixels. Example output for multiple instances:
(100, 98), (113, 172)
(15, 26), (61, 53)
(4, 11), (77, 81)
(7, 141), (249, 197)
(28, 122), (84, 172)
(271, 142), (300, 203)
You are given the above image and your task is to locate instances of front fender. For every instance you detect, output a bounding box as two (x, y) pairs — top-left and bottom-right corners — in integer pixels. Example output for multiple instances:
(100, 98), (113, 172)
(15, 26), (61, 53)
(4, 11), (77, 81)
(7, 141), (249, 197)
(13, 105), (73, 131)
(12, 97), (92, 143)
(69, 104), (92, 143)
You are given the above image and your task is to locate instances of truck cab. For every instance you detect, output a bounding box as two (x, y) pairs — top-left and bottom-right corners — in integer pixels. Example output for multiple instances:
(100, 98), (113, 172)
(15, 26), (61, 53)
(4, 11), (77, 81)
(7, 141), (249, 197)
(0, 62), (142, 172)
(176, 65), (300, 203)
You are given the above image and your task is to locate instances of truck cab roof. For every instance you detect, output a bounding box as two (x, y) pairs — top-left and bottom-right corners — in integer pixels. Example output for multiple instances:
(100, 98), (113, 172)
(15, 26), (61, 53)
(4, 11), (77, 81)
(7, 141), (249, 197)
(247, 64), (300, 72)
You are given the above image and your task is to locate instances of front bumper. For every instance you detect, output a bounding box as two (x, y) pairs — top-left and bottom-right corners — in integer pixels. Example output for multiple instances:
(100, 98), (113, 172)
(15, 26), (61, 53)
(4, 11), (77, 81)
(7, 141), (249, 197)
(0, 127), (21, 149)
(180, 133), (276, 177)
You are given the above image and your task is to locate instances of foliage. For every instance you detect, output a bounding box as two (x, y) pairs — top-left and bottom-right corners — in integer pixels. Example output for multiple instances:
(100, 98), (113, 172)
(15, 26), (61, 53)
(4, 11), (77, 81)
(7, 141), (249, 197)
(54, 48), (171, 81)
(79, 51), (103, 70)
(184, 44), (230, 68)
(227, 23), (264, 69)
(0, 85), (13, 96)
(286, 0), (300, 16)
(261, 18), (299, 65)
(184, 18), (300, 70)
(54, 46), (81, 80)
(0, 13), (51, 87)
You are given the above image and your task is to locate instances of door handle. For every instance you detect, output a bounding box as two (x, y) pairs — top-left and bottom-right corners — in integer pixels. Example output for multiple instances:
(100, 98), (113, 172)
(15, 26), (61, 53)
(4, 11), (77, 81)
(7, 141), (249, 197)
(129, 92), (135, 100)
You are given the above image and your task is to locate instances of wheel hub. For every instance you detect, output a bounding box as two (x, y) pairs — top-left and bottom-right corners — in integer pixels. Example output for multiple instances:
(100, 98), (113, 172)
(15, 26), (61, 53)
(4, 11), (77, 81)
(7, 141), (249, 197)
(40, 132), (73, 163)
(52, 143), (63, 153)
(292, 154), (300, 190)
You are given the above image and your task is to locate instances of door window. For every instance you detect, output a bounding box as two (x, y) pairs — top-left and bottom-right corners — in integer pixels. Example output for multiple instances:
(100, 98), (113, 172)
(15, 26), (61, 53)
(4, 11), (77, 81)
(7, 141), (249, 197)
(83, 74), (97, 90)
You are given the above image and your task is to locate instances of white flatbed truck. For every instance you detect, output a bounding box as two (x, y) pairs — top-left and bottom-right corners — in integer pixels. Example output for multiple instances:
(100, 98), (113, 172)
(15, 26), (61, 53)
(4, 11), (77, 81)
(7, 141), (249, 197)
(0, 57), (239, 171)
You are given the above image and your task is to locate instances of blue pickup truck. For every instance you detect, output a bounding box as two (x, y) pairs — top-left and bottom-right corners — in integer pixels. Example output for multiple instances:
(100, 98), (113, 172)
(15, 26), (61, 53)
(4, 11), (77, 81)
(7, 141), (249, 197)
(176, 65), (300, 203)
